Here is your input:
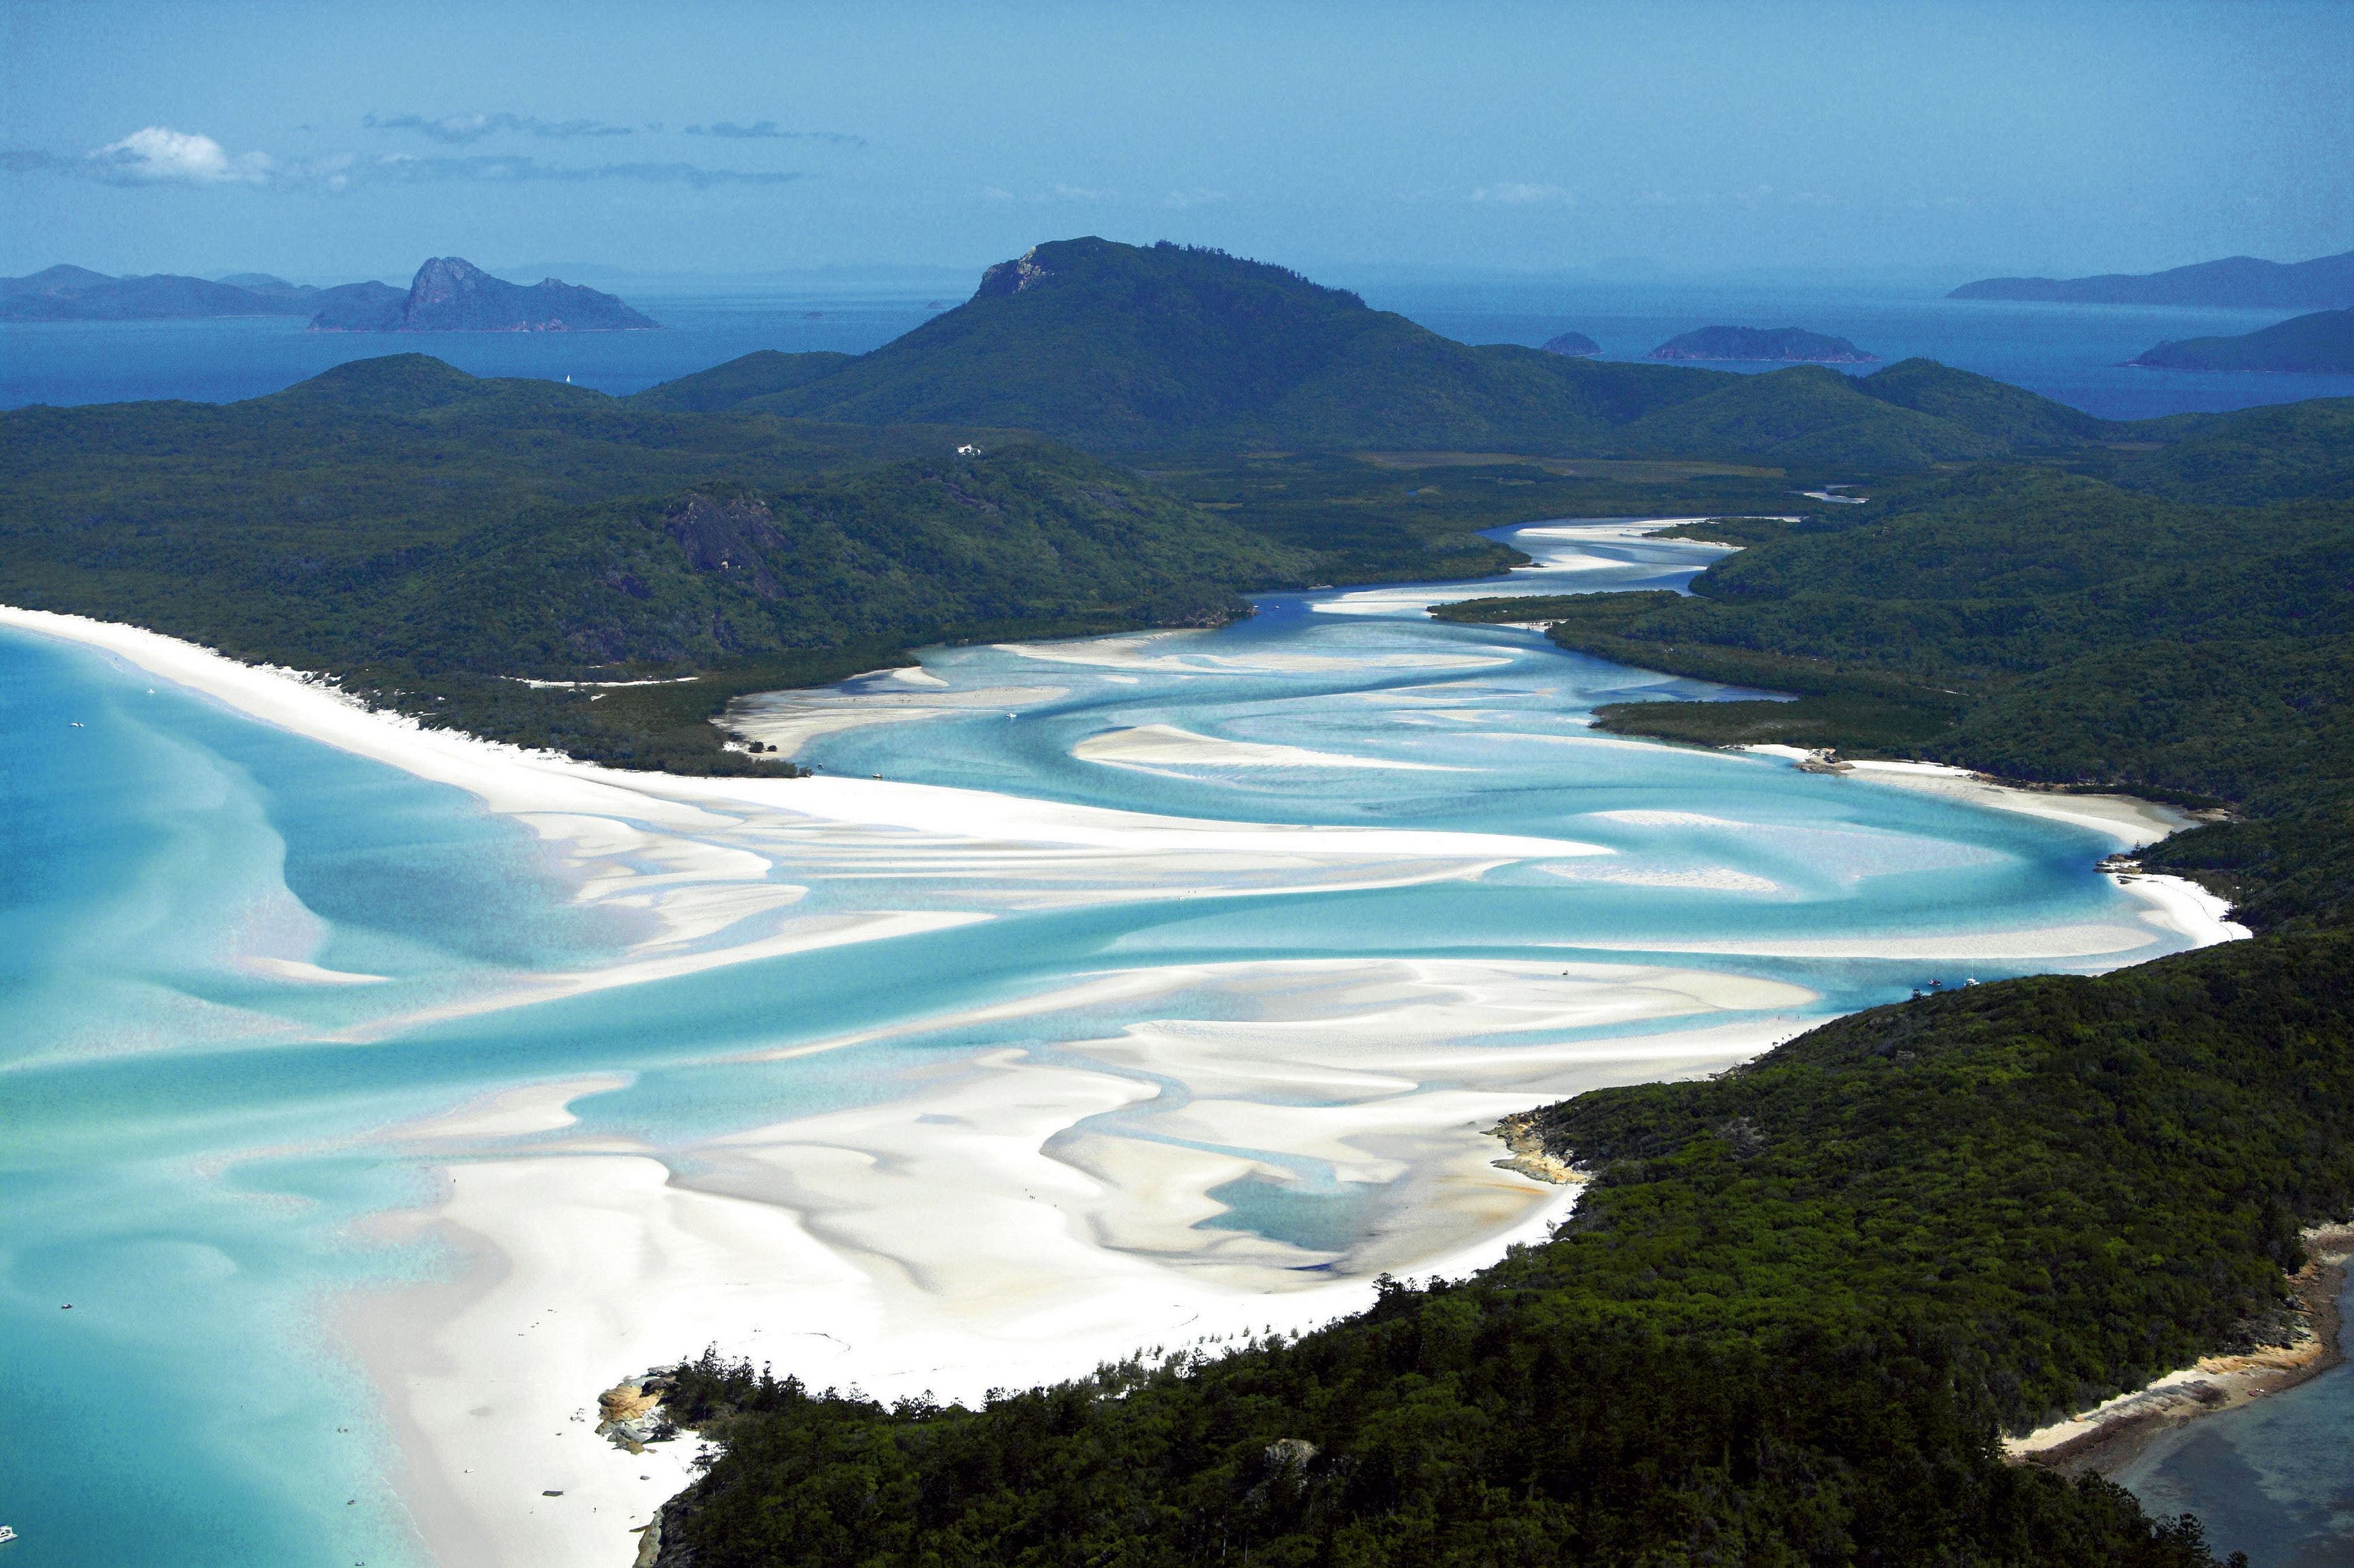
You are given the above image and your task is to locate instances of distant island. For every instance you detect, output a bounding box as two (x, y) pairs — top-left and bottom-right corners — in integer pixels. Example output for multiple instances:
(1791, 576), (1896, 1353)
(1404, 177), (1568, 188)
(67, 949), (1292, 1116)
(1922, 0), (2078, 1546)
(1648, 325), (1878, 363)
(1950, 247), (2354, 308)
(0, 257), (656, 332)
(1, 264), (402, 323)
(311, 257), (657, 332)
(2128, 306), (2354, 373)
(1539, 329), (1599, 356)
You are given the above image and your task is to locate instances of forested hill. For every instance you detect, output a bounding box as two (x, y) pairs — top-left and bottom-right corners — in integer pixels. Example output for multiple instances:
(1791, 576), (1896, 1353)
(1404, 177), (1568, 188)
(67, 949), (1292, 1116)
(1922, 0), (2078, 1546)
(642, 384), (2354, 1568)
(652, 925), (2353, 1568)
(0, 355), (1304, 769)
(1438, 396), (2354, 928)
(632, 237), (2118, 465)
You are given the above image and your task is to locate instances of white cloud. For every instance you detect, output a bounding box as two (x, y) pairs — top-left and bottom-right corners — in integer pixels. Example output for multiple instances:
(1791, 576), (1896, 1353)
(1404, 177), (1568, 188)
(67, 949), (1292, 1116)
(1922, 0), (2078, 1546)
(86, 126), (272, 185)
(1471, 182), (1573, 205)
(1160, 188), (1227, 209)
(6, 130), (802, 194)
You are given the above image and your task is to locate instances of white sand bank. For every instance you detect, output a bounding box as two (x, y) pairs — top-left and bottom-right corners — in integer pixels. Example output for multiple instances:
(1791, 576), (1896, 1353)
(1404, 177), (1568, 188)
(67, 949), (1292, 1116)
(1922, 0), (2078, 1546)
(1565, 922), (2175, 962)
(1075, 722), (1465, 772)
(1747, 753), (2249, 948)
(349, 958), (1812, 1567)
(1840, 759), (2201, 849)
(1, 607), (1613, 1044)
(1309, 518), (1738, 618)
(726, 678), (1067, 756)
(997, 629), (1512, 675)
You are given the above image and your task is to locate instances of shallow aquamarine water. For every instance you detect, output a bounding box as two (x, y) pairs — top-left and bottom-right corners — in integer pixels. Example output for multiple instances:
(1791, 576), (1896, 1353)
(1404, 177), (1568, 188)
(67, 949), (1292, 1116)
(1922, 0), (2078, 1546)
(2113, 1269), (2354, 1567)
(0, 521), (2245, 1566)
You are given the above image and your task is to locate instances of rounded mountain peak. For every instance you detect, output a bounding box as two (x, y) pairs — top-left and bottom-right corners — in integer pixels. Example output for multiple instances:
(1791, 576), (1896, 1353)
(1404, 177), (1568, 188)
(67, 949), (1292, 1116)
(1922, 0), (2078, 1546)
(968, 236), (1365, 312)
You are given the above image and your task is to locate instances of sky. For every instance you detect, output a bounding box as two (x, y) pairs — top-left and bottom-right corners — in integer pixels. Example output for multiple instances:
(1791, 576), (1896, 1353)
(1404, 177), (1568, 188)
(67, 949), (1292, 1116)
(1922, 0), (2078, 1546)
(3, 0), (2350, 286)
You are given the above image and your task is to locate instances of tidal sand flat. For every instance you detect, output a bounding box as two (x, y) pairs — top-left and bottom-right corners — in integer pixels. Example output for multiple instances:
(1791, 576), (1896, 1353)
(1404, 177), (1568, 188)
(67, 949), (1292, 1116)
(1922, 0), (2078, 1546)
(0, 521), (2243, 1568)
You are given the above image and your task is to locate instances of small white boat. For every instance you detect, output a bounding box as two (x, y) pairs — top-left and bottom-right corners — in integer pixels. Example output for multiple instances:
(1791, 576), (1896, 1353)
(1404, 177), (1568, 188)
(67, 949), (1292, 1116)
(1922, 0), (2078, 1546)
(0, 1523), (19, 1543)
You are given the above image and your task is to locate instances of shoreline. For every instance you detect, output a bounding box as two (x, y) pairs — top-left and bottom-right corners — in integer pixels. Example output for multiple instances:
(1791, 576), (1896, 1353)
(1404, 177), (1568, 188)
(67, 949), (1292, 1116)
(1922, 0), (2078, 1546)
(1745, 750), (2251, 949)
(4, 603), (2253, 1568)
(0, 605), (1634, 1042)
(337, 967), (1808, 1568)
(2006, 1224), (2354, 1476)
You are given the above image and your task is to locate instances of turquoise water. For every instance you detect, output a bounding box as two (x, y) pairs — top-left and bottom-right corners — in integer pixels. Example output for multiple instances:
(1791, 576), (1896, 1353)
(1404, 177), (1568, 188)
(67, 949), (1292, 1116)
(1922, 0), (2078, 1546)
(0, 523), (2228, 1565)
(2116, 1268), (2354, 1567)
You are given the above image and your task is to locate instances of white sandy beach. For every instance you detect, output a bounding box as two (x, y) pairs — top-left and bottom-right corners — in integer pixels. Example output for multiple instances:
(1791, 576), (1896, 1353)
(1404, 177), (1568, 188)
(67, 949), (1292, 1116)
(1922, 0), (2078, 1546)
(1073, 721), (1467, 772)
(1746, 752), (2249, 946)
(0, 603), (2251, 1568)
(346, 959), (1809, 1568)
(0, 607), (1625, 1044)
(1308, 518), (1741, 618)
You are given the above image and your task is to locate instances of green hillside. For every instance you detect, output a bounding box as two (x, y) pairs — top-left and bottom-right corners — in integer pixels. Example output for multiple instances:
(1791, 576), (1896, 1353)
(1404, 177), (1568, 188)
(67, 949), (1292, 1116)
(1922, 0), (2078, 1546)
(0, 356), (1305, 769)
(1855, 355), (2115, 446)
(639, 238), (1711, 451)
(633, 238), (2121, 467)
(628, 348), (858, 411)
(2108, 396), (2354, 503)
(652, 927), (2351, 1567)
(1611, 363), (2004, 466)
(1435, 424), (2354, 928)
(12, 245), (2352, 1568)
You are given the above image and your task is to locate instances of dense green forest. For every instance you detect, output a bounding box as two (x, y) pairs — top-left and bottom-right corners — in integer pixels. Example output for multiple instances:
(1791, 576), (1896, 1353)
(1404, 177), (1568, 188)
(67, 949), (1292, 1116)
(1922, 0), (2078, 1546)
(0, 355), (1313, 768)
(1438, 400), (2354, 927)
(615, 278), (2353, 1563)
(1133, 450), (1802, 584)
(12, 352), (1803, 768)
(5, 242), (2303, 774)
(652, 929), (2351, 1567)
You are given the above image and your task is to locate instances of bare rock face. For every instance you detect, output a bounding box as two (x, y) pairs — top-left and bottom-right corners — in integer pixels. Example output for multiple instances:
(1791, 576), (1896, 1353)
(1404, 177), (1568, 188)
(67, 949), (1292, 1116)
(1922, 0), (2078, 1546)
(660, 492), (787, 598)
(596, 1379), (668, 1453)
(976, 247), (1056, 298)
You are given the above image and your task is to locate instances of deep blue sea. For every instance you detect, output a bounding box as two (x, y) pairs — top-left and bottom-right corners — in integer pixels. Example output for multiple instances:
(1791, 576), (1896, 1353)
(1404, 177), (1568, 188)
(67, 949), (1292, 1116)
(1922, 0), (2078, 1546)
(2, 277), (2349, 1566)
(3, 271), (2351, 418)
